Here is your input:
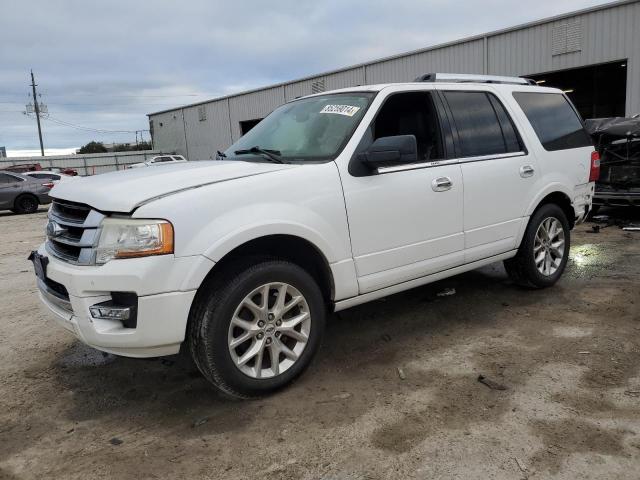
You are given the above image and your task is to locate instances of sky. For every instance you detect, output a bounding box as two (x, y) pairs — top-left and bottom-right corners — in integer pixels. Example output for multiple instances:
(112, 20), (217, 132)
(1, 0), (610, 156)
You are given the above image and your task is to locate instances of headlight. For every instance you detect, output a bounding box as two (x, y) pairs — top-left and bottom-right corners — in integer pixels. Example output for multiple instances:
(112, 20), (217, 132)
(95, 218), (174, 264)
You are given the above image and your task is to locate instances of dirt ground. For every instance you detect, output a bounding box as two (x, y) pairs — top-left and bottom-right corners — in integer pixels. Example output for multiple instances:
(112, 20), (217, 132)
(0, 206), (639, 480)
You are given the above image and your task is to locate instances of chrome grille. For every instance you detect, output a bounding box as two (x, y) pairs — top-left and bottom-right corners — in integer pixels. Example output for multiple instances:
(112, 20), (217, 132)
(46, 199), (105, 265)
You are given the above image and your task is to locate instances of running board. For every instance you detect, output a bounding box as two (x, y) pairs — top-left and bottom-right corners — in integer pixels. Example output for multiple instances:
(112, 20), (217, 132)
(333, 250), (517, 312)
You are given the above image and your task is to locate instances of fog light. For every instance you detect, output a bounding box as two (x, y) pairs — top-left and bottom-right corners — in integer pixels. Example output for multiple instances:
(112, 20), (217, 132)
(89, 292), (138, 328)
(90, 302), (131, 320)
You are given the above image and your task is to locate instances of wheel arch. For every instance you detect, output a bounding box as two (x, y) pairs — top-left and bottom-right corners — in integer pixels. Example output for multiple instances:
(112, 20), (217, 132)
(527, 185), (576, 228)
(530, 190), (575, 229)
(196, 234), (335, 305)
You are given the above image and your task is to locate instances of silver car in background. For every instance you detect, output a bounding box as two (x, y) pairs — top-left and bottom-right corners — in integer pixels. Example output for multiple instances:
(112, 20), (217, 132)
(0, 171), (53, 214)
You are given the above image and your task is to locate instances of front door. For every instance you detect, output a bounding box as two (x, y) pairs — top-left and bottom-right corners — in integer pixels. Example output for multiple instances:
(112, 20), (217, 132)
(339, 91), (465, 294)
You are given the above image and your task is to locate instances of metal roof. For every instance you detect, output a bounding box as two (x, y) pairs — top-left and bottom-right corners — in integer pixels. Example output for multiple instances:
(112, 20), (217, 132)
(148, 0), (637, 117)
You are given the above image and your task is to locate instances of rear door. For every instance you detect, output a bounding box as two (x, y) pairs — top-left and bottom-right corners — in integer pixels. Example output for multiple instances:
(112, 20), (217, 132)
(440, 88), (536, 262)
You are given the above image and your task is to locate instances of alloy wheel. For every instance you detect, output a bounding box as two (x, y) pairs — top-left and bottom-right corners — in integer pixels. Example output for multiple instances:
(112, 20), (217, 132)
(534, 217), (565, 276)
(227, 282), (311, 379)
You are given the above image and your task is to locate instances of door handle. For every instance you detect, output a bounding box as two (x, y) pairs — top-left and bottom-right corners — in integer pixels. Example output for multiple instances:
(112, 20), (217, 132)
(431, 176), (453, 192)
(520, 165), (535, 178)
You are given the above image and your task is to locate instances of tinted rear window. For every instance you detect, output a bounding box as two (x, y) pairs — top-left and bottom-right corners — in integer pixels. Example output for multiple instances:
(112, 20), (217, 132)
(513, 92), (592, 151)
(443, 91), (522, 157)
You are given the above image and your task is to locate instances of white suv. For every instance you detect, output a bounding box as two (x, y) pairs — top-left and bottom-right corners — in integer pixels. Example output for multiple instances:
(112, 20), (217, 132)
(31, 74), (597, 397)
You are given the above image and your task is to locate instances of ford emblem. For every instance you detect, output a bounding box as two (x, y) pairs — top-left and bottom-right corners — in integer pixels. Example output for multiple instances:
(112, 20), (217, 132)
(46, 221), (67, 238)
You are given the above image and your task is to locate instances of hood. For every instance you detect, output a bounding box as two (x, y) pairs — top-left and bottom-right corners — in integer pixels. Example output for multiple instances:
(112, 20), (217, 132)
(51, 160), (297, 212)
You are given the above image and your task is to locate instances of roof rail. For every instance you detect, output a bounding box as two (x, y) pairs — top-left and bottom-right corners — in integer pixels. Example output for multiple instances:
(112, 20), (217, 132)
(414, 73), (536, 86)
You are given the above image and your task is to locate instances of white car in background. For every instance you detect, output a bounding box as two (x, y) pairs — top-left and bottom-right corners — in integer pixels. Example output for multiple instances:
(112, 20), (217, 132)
(127, 155), (187, 169)
(24, 171), (77, 184)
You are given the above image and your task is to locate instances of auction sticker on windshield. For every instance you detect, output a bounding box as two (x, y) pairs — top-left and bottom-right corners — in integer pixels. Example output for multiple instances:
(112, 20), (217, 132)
(320, 105), (361, 117)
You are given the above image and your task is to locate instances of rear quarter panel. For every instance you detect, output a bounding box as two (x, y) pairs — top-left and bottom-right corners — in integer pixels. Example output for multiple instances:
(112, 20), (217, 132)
(498, 87), (594, 218)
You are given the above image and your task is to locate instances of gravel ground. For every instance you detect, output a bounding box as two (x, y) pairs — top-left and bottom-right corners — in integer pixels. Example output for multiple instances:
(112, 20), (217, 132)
(0, 206), (639, 480)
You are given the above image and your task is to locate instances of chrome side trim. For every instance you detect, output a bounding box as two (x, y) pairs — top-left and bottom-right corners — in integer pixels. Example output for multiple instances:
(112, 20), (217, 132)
(456, 151), (526, 164)
(377, 158), (459, 174)
(37, 278), (73, 314)
(376, 151), (526, 174)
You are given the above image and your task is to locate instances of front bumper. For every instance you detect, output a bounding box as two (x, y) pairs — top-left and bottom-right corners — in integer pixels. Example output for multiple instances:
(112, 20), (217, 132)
(34, 244), (214, 357)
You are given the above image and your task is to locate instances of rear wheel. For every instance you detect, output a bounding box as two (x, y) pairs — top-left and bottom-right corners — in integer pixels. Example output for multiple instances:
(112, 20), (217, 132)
(188, 258), (326, 398)
(13, 194), (39, 214)
(504, 203), (570, 288)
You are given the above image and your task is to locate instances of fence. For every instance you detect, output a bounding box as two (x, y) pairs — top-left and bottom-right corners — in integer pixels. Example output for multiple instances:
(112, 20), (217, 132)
(0, 150), (173, 176)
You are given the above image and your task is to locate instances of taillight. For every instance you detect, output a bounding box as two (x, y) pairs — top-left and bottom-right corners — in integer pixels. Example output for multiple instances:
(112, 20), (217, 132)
(589, 151), (600, 182)
(42, 182), (55, 189)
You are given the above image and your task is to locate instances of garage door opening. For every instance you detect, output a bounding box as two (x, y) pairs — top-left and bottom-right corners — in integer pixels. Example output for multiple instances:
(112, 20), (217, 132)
(528, 60), (627, 119)
(239, 118), (263, 135)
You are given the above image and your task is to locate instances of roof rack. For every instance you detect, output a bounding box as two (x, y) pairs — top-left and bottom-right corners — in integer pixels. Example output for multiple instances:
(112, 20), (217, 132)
(414, 73), (536, 86)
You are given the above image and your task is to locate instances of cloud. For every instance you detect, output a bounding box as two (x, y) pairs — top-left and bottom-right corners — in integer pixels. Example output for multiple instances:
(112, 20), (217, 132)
(0, 0), (606, 153)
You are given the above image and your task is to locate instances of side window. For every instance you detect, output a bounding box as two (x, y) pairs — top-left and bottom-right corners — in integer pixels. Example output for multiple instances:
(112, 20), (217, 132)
(513, 92), (592, 151)
(443, 91), (521, 157)
(0, 173), (21, 184)
(0, 174), (13, 184)
(372, 92), (443, 161)
(488, 95), (522, 153)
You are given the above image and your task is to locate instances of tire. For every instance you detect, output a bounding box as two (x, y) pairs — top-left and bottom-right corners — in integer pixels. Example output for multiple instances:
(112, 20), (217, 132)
(188, 257), (326, 398)
(13, 194), (39, 214)
(504, 203), (570, 288)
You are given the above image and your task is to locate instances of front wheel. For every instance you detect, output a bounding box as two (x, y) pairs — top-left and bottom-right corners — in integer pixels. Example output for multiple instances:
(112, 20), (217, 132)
(504, 203), (570, 288)
(188, 258), (326, 398)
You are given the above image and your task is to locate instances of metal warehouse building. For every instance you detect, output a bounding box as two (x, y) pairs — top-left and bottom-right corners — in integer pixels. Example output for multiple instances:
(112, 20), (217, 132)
(148, 0), (640, 161)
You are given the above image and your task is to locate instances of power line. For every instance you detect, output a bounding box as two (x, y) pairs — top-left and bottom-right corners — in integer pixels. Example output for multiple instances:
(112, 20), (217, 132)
(44, 115), (147, 134)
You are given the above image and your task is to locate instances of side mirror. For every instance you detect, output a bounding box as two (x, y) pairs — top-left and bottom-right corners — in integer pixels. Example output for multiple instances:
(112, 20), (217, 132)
(358, 135), (417, 167)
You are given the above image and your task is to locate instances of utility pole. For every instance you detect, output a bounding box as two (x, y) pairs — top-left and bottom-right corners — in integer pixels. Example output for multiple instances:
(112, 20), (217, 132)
(30, 70), (45, 156)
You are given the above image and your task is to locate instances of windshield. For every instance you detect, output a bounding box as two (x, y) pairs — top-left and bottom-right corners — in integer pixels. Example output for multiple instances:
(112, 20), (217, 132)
(225, 92), (374, 162)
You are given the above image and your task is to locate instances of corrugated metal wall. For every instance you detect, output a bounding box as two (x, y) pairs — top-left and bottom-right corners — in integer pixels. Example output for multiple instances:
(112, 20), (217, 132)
(0, 150), (167, 176)
(183, 100), (232, 160)
(150, 110), (187, 156)
(228, 86), (286, 142)
(365, 40), (485, 84)
(149, 0), (640, 159)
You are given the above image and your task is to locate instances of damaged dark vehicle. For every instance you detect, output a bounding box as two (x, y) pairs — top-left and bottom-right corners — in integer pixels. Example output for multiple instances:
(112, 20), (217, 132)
(585, 115), (640, 212)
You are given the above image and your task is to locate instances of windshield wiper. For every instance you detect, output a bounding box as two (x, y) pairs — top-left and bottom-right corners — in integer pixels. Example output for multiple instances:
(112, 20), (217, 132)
(216, 150), (227, 159)
(234, 146), (285, 164)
